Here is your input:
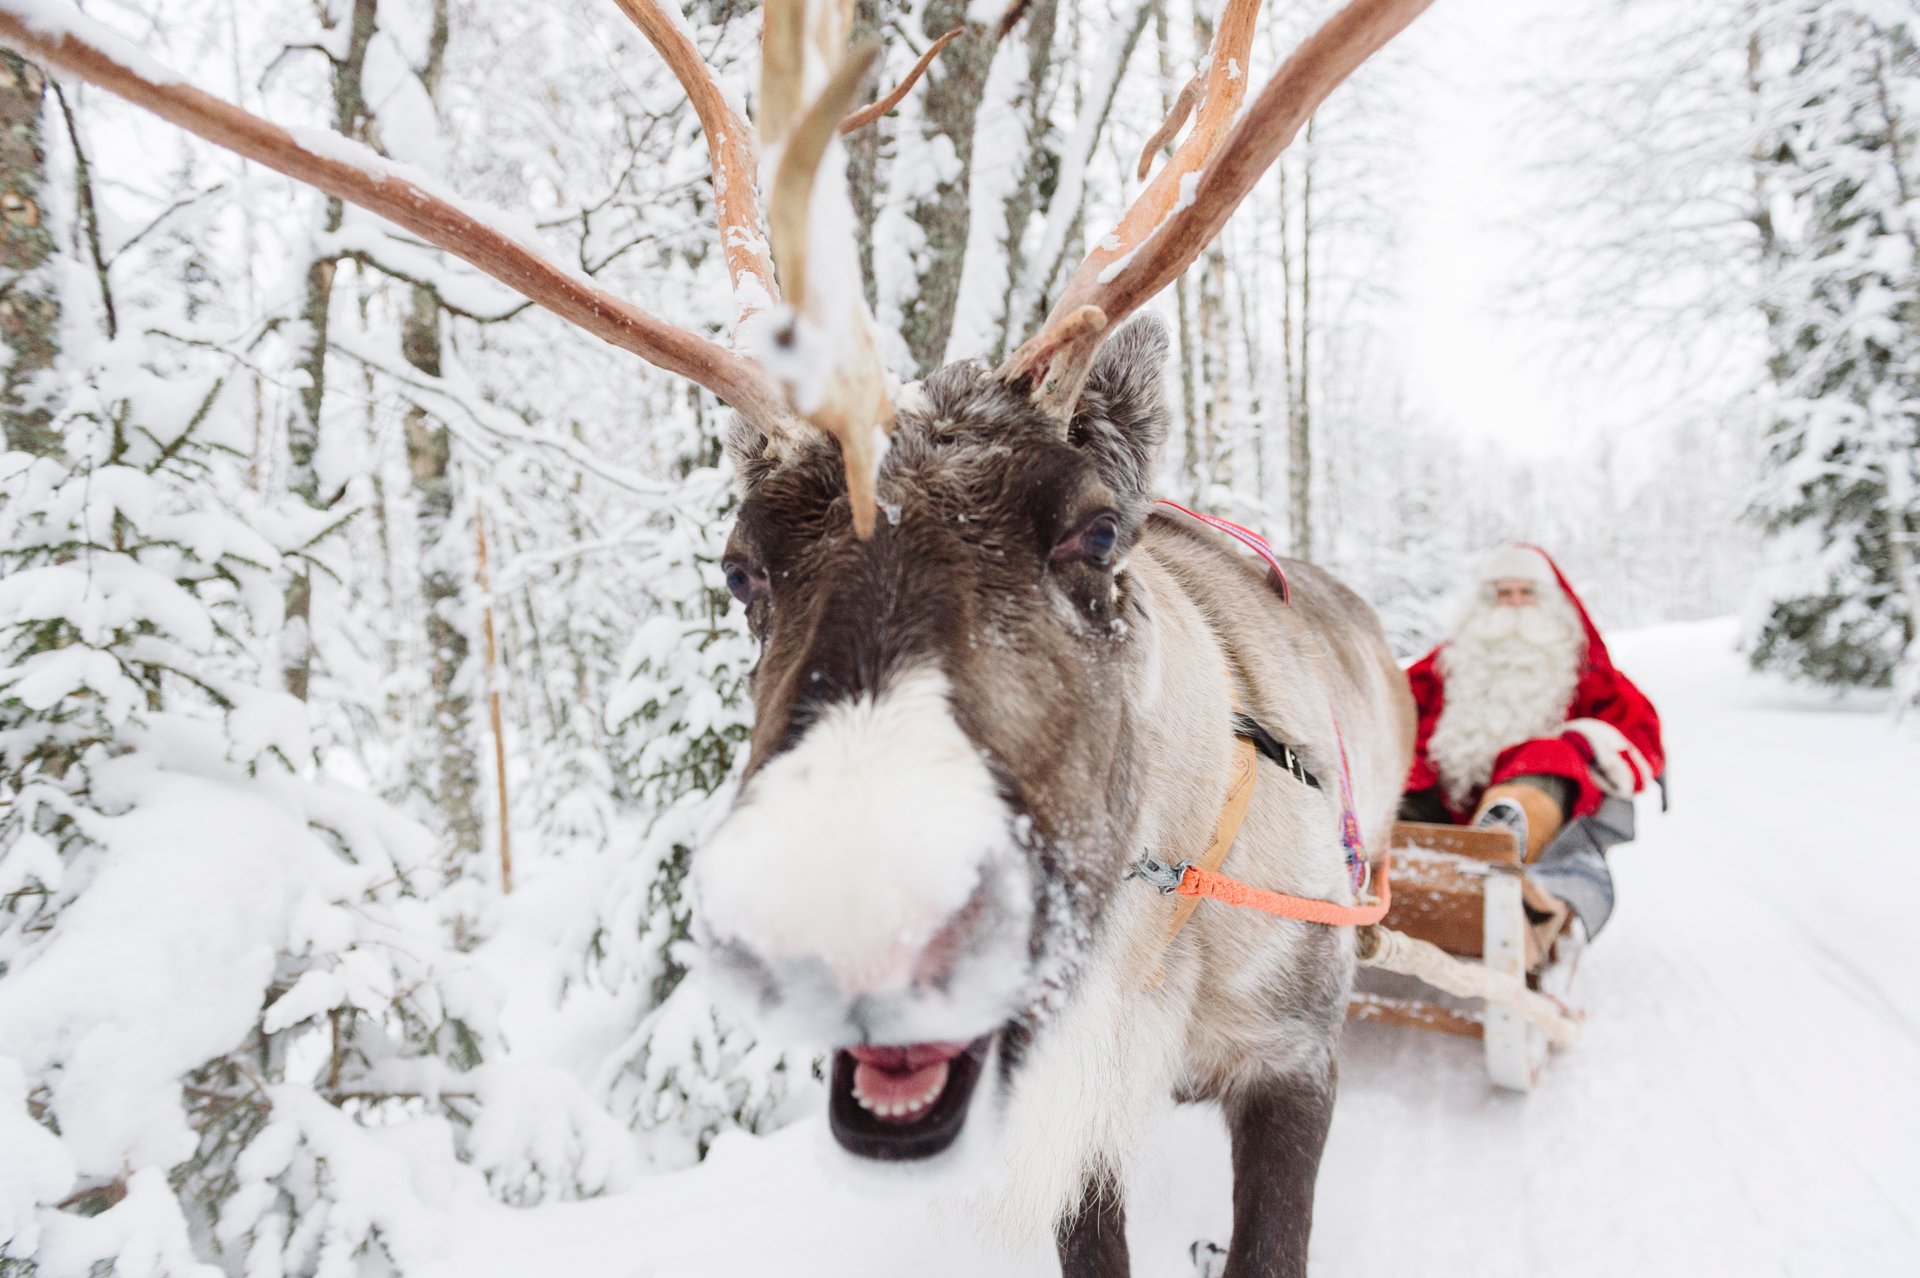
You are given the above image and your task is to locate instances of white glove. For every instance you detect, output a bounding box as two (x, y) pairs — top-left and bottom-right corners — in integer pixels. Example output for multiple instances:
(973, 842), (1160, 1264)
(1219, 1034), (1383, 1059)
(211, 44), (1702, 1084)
(1561, 718), (1652, 798)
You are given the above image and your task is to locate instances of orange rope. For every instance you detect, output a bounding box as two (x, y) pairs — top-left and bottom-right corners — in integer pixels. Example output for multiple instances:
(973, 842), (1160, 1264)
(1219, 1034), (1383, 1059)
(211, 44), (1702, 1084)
(1175, 854), (1391, 928)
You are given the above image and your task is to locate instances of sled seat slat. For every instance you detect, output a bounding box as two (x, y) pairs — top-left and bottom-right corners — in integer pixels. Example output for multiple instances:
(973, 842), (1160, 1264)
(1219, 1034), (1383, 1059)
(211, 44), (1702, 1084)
(1389, 821), (1522, 866)
(1348, 992), (1483, 1039)
(1377, 848), (1490, 958)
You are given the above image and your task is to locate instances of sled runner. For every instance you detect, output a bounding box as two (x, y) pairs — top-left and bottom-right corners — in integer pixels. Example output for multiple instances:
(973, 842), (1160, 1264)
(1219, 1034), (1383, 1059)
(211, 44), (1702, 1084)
(1347, 797), (1636, 1090)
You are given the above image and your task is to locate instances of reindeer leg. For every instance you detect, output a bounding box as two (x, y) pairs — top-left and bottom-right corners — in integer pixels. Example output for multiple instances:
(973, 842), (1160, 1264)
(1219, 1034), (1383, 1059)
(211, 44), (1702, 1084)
(1220, 1069), (1335, 1278)
(1055, 1166), (1129, 1278)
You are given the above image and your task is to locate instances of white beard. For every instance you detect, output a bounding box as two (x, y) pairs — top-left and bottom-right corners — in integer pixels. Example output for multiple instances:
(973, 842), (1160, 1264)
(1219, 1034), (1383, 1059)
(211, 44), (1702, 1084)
(1427, 594), (1586, 809)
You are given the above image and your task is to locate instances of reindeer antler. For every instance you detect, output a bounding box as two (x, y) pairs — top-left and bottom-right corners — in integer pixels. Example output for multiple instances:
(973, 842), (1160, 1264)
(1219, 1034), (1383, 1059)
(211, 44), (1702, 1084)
(0, 6), (798, 436)
(840, 27), (962, 135)
(756, 0), (896, 538)
(612, 0), (778, 328)
(1002, 0), (1434, 418)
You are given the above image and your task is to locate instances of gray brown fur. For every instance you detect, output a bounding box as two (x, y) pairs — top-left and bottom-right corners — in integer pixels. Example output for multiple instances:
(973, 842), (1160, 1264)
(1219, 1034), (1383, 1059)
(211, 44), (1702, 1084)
(720, 317), (1414, 1275)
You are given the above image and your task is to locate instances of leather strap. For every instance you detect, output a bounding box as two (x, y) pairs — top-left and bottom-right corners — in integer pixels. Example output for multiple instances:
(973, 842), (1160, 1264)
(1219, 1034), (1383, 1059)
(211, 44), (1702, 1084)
(1161, 733), (1259, 948)
(1144, 733), (1259, 988)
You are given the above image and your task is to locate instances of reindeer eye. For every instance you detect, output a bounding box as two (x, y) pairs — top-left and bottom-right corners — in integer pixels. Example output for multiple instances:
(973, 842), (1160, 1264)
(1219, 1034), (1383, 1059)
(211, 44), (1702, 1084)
(1051, 512), (1121, 568)
(1084, 516), (1119, 563)
(723, 558), (764, 604)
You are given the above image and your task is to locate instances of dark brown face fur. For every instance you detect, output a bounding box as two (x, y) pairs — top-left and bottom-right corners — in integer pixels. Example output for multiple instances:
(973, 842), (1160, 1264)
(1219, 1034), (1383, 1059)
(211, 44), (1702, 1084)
(721, 320), (1172, 918)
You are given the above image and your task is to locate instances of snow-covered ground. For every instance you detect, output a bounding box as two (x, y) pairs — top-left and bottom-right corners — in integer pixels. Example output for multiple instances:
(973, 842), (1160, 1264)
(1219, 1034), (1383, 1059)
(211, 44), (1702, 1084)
(421, 618), (1920, 1277)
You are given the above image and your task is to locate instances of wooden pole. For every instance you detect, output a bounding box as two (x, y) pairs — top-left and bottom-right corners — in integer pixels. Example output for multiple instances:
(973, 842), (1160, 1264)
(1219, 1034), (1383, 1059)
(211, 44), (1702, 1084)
(473, 502), (512, 894)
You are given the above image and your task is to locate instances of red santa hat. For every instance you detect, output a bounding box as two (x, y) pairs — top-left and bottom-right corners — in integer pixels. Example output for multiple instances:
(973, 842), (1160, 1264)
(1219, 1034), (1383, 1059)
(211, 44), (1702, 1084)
(1476, 542), (1616, 673)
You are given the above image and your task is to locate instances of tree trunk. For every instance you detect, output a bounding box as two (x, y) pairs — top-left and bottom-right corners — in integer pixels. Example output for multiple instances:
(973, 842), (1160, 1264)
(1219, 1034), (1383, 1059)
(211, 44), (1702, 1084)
(0, 52), (58, 457)
(898, 2), (997, 375)
(978, 0), (1060, 364)
(400, 0), (481, 863)
(1240, 209), (1265, 498)
(1289, 115), (1315, 559)
(847, 0), (885, 310)
(1278, 153), (1296, 515)
(1197, 243), (1229, 488)
(473, 503), (512, 894)
(282, 0), (379, 703)
(403, 286), (481, 862)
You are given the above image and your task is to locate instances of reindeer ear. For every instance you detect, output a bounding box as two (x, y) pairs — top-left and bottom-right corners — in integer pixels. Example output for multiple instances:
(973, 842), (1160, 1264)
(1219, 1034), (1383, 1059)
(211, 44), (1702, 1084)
(1068, 315), (1171, 504)
(726, 416), (779, 497)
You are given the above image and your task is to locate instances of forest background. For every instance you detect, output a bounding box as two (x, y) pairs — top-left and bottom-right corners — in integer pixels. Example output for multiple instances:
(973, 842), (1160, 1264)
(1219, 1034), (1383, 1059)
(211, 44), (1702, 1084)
(1, 0), (1914, 1273)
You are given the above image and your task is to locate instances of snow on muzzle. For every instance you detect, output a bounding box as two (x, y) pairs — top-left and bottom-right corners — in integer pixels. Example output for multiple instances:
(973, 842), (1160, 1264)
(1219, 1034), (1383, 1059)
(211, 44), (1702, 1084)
(693, 668), (1034, 1161)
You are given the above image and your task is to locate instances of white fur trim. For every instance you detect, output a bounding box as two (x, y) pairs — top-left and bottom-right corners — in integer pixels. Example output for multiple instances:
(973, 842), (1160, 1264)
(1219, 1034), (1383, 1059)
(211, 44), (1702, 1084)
(1561, 717), (1652, 798)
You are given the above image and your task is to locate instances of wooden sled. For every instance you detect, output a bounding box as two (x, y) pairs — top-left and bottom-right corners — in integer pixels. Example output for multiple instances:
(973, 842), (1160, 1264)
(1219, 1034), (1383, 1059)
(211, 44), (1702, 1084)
(1348, 821), (1583, 1091)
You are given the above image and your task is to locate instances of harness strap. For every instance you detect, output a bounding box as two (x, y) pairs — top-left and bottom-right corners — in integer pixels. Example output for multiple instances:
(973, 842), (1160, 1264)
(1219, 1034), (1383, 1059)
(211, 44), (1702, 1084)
(1152, 499), (1292, 604)
(1172, 857), (1391, 928)
(1140, 711), (1385, 988)
(1156, 732), (1259, 953)
(1233, 713), (1320, 789)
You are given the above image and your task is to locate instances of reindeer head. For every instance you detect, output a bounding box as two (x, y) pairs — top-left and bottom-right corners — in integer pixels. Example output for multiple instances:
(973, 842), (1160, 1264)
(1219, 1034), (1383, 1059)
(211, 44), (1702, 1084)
(0, 0), (1432, 1174)
(695, 318), (1171, 1160)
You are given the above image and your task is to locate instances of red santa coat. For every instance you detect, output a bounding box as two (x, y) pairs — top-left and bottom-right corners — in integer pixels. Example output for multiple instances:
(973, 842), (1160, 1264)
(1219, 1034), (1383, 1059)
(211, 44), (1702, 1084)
(1404, 549), (1665, 822)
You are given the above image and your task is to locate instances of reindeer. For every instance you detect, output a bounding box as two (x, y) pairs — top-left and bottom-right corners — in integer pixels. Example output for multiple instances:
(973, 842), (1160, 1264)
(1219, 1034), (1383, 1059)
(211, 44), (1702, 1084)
(1, 0), (1432, 1270)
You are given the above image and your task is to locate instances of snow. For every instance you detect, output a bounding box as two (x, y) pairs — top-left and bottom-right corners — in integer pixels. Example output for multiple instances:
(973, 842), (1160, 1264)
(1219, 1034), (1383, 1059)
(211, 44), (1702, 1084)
(942, 34), (1032, 364)
(2, 0), (184, 90)
(0, 765), (301, 1176)
(965, 0), (1011, 27)
(394, 619), (1920, 1274)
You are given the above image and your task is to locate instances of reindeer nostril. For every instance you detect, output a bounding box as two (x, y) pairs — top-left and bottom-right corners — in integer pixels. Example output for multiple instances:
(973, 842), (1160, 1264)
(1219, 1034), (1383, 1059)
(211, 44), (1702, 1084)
(711, 937), (783, 1011)
(910, 877), (992, 988)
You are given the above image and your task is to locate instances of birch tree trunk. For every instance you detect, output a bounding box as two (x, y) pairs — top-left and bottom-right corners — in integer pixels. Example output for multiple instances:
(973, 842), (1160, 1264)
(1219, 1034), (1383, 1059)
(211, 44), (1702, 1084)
(0, 51), (57, 457)
(399, 0), (482, 863)
(1289, 114), (1316, 559)
(282, 0), (378, 703)
(898, 3), (996, 374)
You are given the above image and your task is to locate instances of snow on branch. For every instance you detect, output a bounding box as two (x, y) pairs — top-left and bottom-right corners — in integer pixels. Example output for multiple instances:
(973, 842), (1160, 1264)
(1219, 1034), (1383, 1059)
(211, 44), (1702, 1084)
(0, 1), (797, 435)
(1002, 0), (1434, 417)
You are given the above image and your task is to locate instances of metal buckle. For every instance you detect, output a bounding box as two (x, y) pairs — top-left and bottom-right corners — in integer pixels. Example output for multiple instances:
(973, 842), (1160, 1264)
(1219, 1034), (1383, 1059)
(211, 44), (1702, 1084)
(1128, 853), (1191, 893)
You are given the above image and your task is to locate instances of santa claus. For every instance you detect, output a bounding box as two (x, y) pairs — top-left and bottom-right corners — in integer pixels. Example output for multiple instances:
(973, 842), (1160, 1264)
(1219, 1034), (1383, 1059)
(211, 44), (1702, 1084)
(1401, 545), (1664, 881)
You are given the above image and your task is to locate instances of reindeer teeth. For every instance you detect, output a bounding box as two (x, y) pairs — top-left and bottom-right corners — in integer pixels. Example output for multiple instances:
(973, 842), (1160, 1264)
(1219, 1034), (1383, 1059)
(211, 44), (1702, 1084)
(849, 1061), (949, 1122)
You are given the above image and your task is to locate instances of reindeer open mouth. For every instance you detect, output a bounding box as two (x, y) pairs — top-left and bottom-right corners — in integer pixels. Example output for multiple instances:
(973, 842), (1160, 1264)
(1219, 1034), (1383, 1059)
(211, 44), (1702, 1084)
(828, 1035), (994, 1160)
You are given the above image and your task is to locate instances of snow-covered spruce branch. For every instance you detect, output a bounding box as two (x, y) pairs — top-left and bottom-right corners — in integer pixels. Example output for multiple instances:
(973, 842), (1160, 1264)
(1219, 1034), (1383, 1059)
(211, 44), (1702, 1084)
(323, 334), (680, 500)
(0, 0), (795, 434)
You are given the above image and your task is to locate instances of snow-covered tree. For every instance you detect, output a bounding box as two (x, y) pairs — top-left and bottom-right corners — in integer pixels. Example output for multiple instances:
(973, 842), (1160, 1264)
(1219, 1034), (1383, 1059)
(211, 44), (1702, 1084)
(1748, 2), (1920, 709)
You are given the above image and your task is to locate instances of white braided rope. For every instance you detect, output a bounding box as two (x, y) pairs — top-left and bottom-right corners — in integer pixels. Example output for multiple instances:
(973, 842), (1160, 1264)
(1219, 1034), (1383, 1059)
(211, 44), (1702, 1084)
(1357, 925), (1582, 1047)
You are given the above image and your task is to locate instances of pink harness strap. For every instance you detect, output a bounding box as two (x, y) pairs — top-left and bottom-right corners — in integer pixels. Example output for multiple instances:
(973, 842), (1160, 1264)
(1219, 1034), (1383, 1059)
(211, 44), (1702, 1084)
(1152, 498), (1292, 604)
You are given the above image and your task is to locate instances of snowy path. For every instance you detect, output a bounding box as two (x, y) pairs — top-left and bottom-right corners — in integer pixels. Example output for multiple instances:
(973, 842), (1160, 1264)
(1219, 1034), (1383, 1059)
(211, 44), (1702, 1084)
(430, 620), (1920, 1277)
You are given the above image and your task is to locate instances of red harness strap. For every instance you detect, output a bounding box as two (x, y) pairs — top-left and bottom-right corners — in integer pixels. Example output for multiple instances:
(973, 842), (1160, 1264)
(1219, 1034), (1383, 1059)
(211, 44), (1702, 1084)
(1152, 499), (1292, 603)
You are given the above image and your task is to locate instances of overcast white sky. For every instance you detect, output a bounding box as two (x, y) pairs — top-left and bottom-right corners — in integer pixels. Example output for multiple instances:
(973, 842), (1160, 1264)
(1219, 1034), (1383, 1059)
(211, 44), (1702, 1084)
(1394, 0), (1729, 467)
